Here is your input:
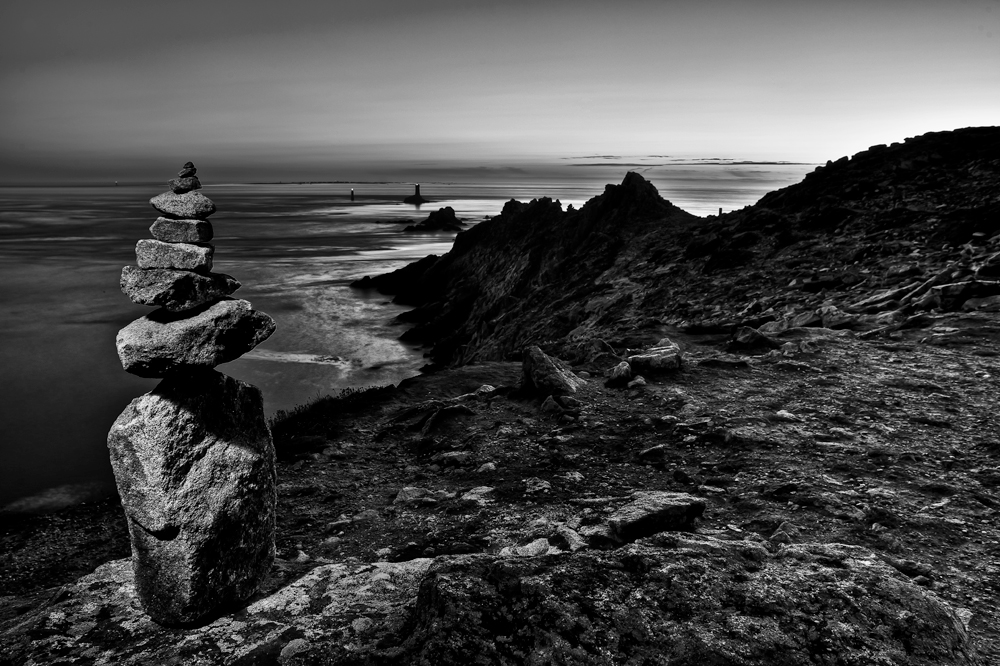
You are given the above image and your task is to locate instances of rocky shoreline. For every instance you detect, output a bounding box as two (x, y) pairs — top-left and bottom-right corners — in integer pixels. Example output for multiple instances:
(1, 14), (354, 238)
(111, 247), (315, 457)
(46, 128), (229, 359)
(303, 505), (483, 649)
(2, 127), (1000, 664)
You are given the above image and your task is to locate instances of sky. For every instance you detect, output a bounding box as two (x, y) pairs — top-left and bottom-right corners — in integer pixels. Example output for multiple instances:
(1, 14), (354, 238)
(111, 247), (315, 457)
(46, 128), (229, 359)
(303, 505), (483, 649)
(1, 0), (998, 183)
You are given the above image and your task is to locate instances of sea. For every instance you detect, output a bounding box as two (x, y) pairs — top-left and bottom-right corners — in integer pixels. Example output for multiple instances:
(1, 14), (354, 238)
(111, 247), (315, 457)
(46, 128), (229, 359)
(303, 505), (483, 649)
(0, 164), (814, 509)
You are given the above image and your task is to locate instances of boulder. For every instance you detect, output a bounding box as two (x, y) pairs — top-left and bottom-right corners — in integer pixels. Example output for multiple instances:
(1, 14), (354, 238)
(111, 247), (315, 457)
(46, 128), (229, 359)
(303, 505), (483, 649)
(604, 360), (632, 388)
(521, 345), (586, 396)
(135, 238), (213, 272)
(120, 266), (240, 312)
(606, 491), (705, 543)
(106, 370), (275, 626)
(728, 325), (779, 351)
(150, 217), (213, 243)
(168, 176), (201, 194)
(150, 191), (216, 220)
(626, 338), (682, 374)
(115, 299), (275, 377)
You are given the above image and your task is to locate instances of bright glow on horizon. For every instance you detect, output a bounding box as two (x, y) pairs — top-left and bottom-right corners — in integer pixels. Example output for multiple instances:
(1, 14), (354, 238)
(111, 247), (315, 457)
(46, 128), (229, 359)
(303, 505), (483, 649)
(1, 0), (998, 183)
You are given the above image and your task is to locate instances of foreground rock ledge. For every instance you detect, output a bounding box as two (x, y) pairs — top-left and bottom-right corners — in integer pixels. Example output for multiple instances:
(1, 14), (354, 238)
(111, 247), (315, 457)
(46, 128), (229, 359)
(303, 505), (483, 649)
(106, 370), (276, 626)
(0, 535), (977, 665)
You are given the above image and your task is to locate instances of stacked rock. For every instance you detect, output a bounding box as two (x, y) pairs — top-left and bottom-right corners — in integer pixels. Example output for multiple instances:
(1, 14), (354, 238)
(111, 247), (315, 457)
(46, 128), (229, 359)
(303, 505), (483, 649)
(107, 162), (278, 627)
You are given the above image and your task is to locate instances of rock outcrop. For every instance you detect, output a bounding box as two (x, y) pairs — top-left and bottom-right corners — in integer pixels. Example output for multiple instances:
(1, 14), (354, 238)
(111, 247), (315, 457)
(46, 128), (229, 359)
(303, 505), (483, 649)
(107, 162), (277, 626)
(5, 130), (1000, 663)
(355, 127), (1000, 374)
(404, 206), (465, 232)
(1, 536), (977, 665)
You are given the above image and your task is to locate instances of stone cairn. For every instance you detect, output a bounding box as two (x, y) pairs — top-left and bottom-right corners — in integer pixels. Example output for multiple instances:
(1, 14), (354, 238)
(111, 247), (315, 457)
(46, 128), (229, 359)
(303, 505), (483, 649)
(107, 162), (278, 626)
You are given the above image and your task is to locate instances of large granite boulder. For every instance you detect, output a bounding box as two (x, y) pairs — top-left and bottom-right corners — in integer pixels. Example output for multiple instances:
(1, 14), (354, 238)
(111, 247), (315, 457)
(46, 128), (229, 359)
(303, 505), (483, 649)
(150, 191), (216, 220)
(120, 266), (240, 312)
(115, 299), (275, 377)
(135, 238), (214, 272)
(150, 217), (214, 243)
(106, 370), (276, 626)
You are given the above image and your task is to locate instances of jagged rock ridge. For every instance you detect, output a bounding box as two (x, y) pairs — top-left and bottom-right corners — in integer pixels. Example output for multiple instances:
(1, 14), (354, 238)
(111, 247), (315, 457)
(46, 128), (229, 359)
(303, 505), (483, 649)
(355, 126), (1000, 367)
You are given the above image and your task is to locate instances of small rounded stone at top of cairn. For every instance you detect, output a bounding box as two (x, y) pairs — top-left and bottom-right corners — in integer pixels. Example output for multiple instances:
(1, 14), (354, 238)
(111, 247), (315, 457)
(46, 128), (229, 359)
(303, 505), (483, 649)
(108, 162), (277, 627)
(169, 160), (202, 194)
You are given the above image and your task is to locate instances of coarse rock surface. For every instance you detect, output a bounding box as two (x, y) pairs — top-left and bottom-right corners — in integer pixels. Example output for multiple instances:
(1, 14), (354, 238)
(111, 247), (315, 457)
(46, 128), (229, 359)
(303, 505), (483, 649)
(115, 299), (275, 377)
(135, 238), (214, 273)
(4, 127), (1000, 663)
(605, 490), (705, 542)
(150, 216), (214, 243)
(403, 206), (466, 232)
(168, 175), (202, 194)
(120, 266), (240, 312)
(105, 370), (275, 626)
(150, 190), (217, 220)
(521, 345), (587, 397)
(627, 337), (683, 374)
(0, 533), (978, 665)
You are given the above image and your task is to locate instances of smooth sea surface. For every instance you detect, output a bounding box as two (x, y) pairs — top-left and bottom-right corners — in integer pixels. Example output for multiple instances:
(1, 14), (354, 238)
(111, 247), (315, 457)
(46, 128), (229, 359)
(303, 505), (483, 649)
(0, 164), (813, 508)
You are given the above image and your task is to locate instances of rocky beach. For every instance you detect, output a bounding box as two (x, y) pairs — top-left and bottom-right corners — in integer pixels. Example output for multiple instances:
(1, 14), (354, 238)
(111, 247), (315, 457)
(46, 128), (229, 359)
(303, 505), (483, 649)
(3, 127), (1000, 664)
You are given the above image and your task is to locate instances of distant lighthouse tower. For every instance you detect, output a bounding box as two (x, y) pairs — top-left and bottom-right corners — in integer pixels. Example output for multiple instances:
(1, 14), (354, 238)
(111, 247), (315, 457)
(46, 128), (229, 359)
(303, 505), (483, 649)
(403, 183), (429, 205)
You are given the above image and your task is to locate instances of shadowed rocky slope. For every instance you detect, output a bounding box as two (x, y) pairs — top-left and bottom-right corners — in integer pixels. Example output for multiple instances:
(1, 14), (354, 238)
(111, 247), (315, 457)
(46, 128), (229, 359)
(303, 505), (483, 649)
(355, 126), (1000, 369)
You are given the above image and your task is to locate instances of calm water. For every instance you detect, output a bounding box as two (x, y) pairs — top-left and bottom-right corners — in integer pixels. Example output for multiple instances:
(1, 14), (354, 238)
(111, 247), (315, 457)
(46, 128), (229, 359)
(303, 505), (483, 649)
(0, 165), (813, 508)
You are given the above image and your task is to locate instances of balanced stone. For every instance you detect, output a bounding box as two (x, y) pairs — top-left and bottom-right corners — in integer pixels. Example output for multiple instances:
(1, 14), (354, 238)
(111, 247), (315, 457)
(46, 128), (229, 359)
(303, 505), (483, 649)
(168, 176), (202, 194)
(116, 299), (276, 377)
(121, 266), (240, 312)
(136, 238), (213, 272)
(178, 163), (197, 177)
(150, 217), (213, 243)
(151, 191), (216, 220)
(107, 369), (275, 626)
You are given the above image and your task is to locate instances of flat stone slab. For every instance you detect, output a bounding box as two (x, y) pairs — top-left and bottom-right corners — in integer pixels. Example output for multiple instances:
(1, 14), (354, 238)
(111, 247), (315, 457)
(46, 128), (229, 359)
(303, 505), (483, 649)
(150, 217), (213, 243)
(150, 191), (216, 220)
(627, 337), (683, 374)
(107, 370), (275, 626)
(607, 491), (705, 543)
(136, 238), (213, 272)
(120, 266), (240, 312)
(116, 299), (275, 377)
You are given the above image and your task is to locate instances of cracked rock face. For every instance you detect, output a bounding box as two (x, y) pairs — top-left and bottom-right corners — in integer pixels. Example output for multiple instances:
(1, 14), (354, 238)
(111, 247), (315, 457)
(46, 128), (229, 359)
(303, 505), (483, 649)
(135, 238), (214, 272)
(106, 370), (276, 626)
(115, 298), (275, 377)
(120, 266), (240, 312)
(149, 217), (214, 243)
(150, 191), (217, 220)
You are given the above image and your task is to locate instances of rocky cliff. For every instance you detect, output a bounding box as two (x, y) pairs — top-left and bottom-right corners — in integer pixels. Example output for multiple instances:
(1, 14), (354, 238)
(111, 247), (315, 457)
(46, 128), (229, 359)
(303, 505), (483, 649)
(4, 127), (1000, 664)
(355, 126), (1000, 369)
